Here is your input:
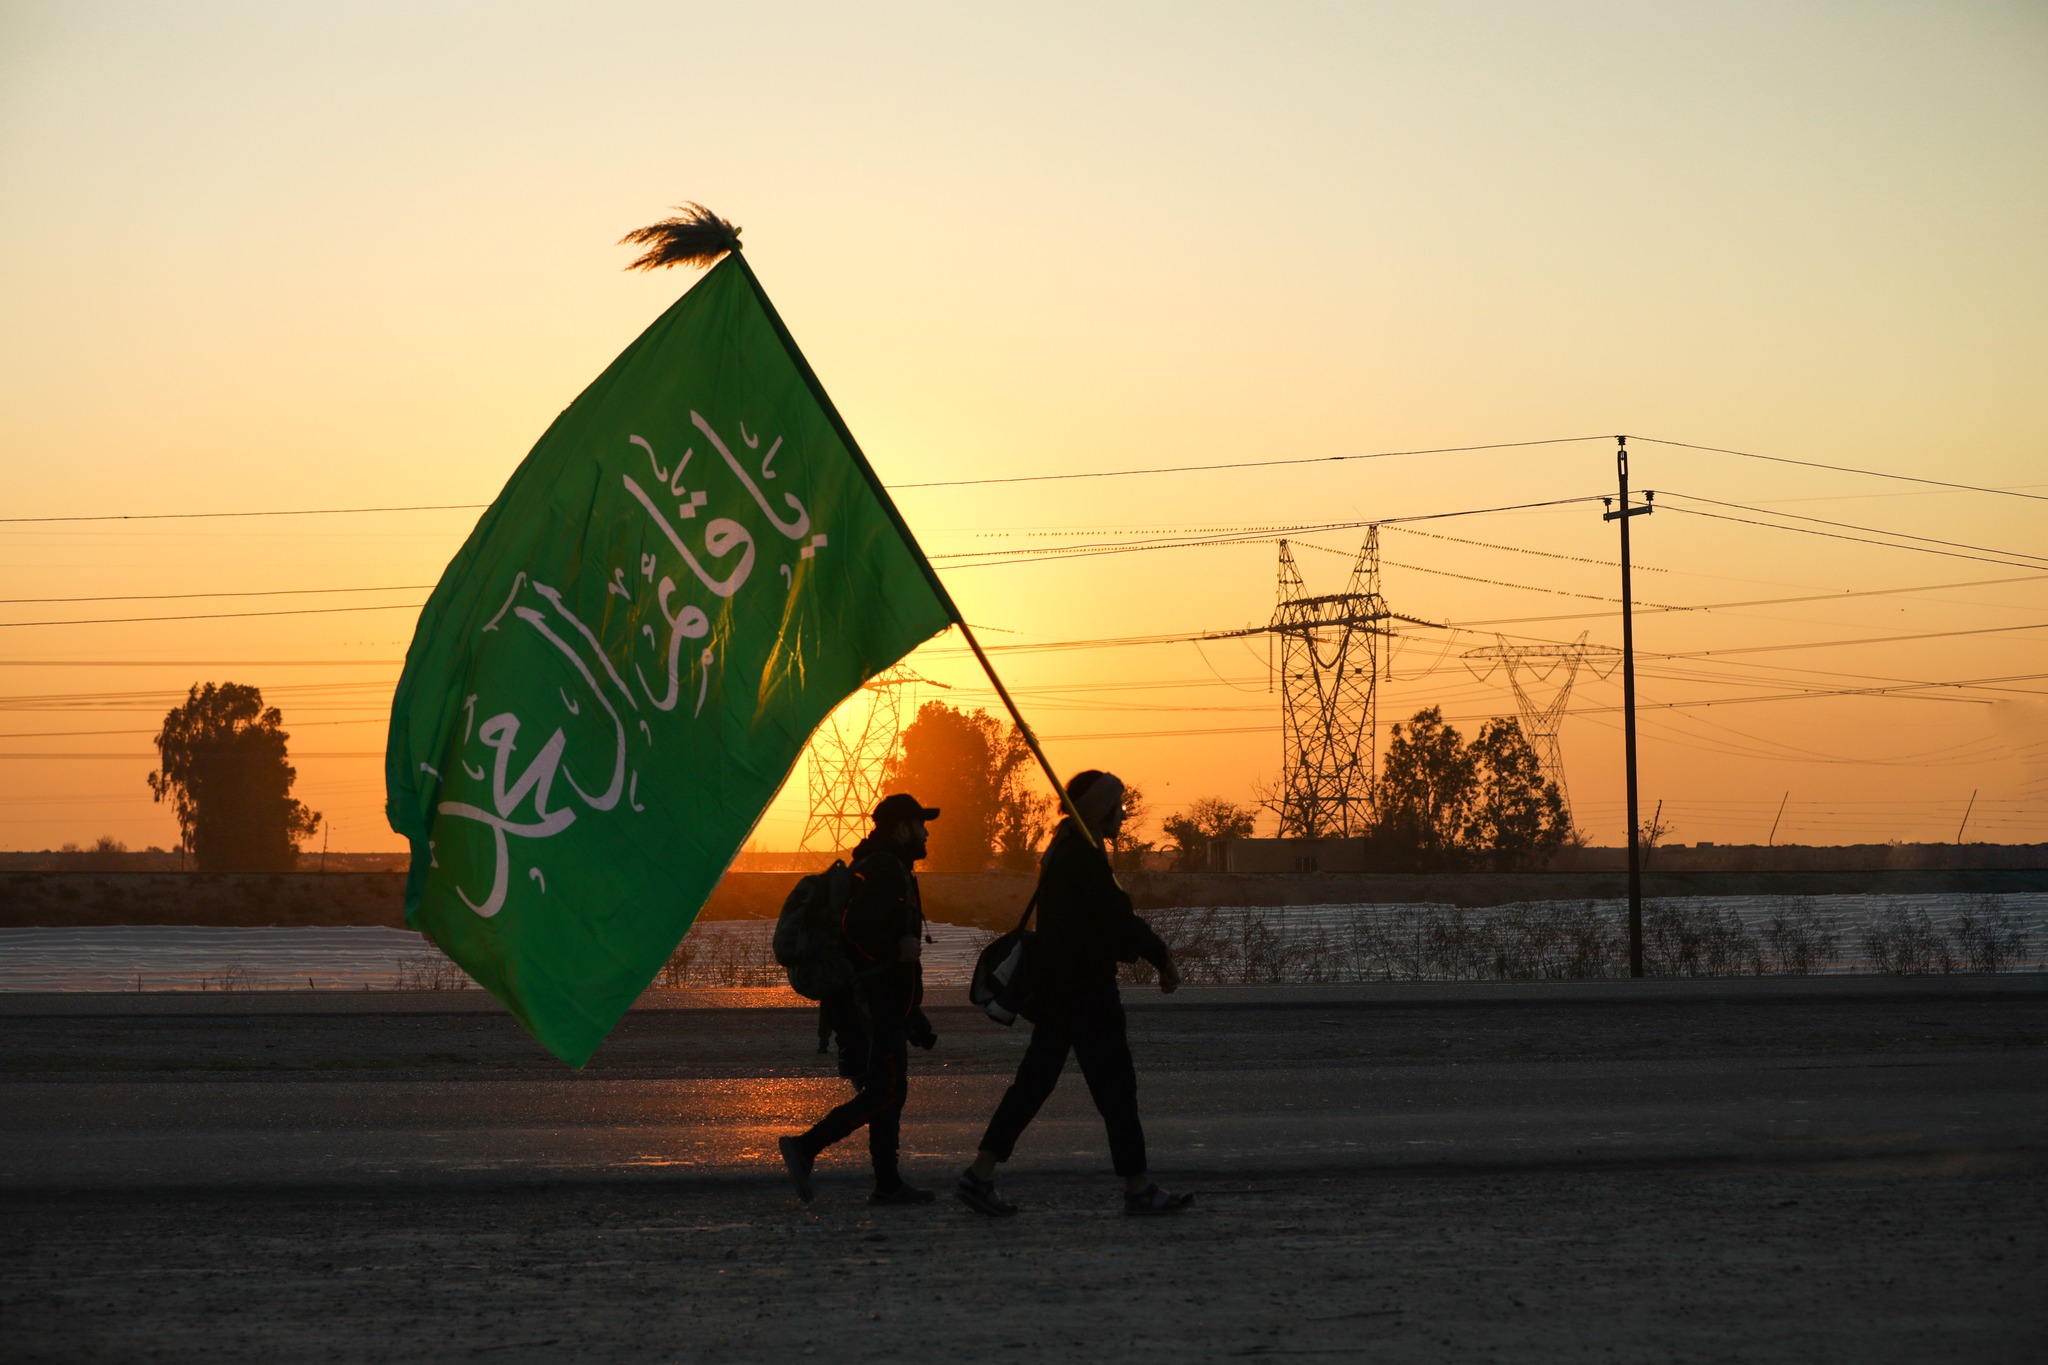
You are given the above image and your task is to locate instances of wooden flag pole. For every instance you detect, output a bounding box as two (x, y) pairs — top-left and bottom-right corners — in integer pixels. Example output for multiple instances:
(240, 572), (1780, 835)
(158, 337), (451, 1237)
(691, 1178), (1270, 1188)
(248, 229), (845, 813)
(709, 238), (1098, 849)
(948, 616), (1100, 849)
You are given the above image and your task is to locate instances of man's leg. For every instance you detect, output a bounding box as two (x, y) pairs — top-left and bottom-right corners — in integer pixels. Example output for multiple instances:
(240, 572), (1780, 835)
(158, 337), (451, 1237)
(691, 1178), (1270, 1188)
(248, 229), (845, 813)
(796, 1015), (902, 1162)
(864, 1023), (909, 1191)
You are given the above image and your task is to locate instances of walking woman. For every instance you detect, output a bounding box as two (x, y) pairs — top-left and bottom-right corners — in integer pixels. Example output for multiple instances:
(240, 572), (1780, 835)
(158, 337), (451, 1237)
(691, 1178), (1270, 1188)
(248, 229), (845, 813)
(956, 770), (1193, 1216)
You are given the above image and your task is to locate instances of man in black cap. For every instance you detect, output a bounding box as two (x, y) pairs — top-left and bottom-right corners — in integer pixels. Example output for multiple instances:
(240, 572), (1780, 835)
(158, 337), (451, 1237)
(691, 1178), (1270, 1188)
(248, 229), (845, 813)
(778, 792), (941, 1205)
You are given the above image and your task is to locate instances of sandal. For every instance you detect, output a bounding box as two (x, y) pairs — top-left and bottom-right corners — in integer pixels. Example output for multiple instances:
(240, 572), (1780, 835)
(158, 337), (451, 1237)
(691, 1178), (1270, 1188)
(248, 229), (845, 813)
(955, 1170), (1018, 1217)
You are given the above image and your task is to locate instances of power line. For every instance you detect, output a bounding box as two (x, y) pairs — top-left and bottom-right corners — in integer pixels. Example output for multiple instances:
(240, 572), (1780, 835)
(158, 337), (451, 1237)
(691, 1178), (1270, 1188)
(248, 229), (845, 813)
(1656, 503), (2047, 573)
(1656, 620), (2048, 661)
(0, 504), (486, 526)
(1633, 436), (2048, 503)
(0, 584), (434, 606)
(0, 602), (424, 629)
(932, 497), (1610, 569)
(1661, 491), (2048, 567)
(0, 659), (403, 668)
(895, 435), (1612, 489)
(9, 433), (2039, 527)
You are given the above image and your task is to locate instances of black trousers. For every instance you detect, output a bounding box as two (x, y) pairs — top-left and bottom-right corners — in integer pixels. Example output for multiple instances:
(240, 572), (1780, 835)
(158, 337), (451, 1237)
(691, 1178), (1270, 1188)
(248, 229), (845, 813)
(798, 992), (907, 1186)
(979, 990), (1147, 1178)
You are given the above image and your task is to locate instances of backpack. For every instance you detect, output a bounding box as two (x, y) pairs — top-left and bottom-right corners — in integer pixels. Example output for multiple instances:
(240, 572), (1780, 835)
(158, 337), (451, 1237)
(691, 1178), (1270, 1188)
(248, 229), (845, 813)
(969, 892), (1040, 1026)
(773, 861), (858, 1001)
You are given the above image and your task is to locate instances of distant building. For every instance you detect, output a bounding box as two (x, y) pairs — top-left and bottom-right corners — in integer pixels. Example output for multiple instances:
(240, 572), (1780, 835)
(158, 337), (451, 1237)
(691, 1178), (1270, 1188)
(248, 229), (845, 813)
(1216, 837), (1372, 874)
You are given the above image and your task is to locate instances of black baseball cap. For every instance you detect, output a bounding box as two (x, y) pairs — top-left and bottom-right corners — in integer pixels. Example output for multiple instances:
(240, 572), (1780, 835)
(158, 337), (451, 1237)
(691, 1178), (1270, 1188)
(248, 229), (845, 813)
(872, 792), (940, 827)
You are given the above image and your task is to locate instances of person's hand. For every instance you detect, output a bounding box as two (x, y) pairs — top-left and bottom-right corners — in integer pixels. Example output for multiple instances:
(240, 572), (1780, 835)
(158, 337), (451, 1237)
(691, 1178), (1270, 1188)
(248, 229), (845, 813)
(907, 1013), (938, 1050)
(1158, 962), (1181, 995)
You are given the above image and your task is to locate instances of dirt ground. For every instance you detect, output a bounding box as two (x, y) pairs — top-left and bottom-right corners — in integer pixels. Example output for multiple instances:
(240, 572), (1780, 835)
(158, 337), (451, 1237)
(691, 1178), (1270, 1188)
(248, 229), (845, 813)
(5, 981), (2043, 1362)
(6, 1155), (2042, 1364)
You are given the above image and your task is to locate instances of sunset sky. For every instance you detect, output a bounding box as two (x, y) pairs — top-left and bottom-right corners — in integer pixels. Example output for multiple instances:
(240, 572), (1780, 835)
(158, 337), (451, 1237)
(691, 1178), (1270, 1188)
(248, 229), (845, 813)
(4, 1), (2045, 855)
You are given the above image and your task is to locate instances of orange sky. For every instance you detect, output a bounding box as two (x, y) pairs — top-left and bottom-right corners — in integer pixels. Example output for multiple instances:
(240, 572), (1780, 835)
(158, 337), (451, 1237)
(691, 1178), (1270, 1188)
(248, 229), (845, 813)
(4, 2), (2045, 853)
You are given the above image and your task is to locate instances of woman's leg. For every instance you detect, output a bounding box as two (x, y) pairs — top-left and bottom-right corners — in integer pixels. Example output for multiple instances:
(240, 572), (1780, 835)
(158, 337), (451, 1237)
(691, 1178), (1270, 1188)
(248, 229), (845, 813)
(1070, 995), (1148, 1184)
(971, 1016), (1074, 1176)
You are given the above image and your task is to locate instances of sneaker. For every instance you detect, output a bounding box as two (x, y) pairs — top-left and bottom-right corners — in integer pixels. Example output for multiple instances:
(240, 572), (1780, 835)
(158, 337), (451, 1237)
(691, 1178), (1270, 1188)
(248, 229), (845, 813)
(869, 1182), (936, 1206)
(1123, 1183), (1193, 1215)
(955, 1170), (1018, 1217)
(777, 1136), (815, 1203)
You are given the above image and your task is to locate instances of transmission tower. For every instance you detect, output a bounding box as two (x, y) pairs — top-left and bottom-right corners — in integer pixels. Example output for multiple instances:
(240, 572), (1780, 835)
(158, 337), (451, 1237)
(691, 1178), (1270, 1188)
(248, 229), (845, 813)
(1208, 531), (1436, 837)
(1460, 632), (1619, 816)
(800, 665), (933, 854)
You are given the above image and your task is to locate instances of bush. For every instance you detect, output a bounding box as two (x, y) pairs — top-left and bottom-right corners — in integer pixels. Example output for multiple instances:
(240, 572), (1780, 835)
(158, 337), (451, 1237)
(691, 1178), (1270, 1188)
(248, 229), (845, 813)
(391, 952), (472, 990)
(1865, 902), (1954, 974)
(1946, 897), (2031, 972)
(654, 927), (783, 988)
(1644, 902), (1761, 977)
(1761, 899), (1843, 976)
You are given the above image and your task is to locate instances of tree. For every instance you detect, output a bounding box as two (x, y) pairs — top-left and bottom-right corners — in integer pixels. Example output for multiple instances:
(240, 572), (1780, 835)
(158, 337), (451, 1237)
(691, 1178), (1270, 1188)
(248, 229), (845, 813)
(1371, 707), (1478, 868)
(884, 701), (1058, 872)
(884, 702), (998, 871)
(1162, 796), (1257, 872)
(148, 682), (320, 872)
(1464, 718), (1573, 870)
(1369, 707), (1568, 870)
(992, 726), (1056, 872)
(1106, 782), (1154, 873)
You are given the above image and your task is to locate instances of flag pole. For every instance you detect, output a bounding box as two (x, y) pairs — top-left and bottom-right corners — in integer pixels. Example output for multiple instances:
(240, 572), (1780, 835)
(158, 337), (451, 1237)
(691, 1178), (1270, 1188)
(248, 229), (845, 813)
(726, 250), (1099, 847)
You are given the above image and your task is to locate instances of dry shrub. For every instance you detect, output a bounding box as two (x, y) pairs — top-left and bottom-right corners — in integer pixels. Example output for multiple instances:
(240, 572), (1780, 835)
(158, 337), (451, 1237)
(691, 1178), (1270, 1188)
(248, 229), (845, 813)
(1944, 897), (2030, 972)
(391, 952), (472, 990)
(1762, 899), (1843, 975)
(655, 928), (783, 988)
(1866, 902), (1955, 974)
(1644, 902), (1761, 977)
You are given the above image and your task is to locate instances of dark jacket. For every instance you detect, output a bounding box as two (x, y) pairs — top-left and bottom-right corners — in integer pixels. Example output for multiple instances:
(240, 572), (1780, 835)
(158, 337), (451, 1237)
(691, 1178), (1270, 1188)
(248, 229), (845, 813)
(1034, 819), (1172, 999)
(841, 835), (931, 1040)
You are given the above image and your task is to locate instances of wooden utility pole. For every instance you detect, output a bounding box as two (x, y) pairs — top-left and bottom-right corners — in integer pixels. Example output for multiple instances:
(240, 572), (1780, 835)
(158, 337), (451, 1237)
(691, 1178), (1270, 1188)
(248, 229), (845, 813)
(1603, 437), (1653, 978)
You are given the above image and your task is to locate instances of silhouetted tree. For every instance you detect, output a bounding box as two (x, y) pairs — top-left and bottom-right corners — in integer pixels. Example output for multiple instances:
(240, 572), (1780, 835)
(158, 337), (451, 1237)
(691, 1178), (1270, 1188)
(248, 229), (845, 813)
(1106, 782), (1154, 872)
(148, 682), (320, 872)
(1162, 796), (1257, 871)
(1371, 707), (1479, 869)
(1465, 718), (1573, 869)
(992, 727), (1056, 872)
(1370, 707), (1568, 870)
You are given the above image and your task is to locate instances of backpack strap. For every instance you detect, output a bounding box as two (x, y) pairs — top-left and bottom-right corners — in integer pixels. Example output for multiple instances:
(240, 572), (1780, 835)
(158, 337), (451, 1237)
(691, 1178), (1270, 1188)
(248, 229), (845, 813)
(1011, 890), (1039, 936)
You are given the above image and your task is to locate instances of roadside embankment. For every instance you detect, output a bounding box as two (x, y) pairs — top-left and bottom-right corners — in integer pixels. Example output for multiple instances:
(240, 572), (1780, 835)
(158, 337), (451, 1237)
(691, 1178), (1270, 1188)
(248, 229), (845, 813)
(3, 866), (2043, 930)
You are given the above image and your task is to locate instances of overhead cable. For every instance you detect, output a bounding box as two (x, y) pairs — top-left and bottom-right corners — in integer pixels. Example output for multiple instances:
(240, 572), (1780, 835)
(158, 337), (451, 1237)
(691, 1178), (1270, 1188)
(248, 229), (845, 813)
(1633, 436), (2048, 503)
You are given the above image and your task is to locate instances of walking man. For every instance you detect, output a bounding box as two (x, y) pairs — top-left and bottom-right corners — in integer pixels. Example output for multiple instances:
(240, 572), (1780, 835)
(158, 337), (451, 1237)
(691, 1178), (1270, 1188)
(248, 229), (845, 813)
(957, 769), (1194, 1216)
(779, 793), (940, 1205)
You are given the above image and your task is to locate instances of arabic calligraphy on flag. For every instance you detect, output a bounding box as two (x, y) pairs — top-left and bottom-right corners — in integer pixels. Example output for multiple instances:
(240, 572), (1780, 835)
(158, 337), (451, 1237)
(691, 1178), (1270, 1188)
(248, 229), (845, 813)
(385, 255), (952, 1066)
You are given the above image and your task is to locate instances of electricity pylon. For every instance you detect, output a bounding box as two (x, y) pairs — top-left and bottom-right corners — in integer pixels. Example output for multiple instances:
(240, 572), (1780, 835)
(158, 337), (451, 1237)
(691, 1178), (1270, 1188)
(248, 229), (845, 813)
(1208, 531), (1436, 837)
(800, 665), (936, 854)
(1460, 632), (1618, 817)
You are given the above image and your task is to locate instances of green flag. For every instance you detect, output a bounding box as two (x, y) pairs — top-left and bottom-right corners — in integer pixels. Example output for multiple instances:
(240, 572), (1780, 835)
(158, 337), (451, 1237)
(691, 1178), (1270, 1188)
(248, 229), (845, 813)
(385, 254), (953, 1067)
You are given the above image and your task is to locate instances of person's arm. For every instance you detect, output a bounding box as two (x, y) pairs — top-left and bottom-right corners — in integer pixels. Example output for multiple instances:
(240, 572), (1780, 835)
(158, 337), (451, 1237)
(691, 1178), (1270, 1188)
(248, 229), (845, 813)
(1070, 841), (1175, 976)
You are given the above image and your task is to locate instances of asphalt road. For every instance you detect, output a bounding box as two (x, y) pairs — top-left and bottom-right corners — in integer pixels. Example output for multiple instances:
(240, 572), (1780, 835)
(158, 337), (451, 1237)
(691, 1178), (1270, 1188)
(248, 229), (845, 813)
(4, 978), (2044, 1362)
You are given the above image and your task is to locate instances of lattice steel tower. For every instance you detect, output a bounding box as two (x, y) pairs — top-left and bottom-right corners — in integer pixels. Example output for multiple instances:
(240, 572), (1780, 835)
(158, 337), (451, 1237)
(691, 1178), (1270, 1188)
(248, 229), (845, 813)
(1460, 632), (1619, 817)
(1210, 532), (1434, 837)
(800, 665), (927, 854)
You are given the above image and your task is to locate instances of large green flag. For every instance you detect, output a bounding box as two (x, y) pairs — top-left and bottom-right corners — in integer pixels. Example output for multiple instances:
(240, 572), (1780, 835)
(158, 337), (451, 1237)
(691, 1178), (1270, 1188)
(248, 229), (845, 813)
(385, 254), (953, 1067)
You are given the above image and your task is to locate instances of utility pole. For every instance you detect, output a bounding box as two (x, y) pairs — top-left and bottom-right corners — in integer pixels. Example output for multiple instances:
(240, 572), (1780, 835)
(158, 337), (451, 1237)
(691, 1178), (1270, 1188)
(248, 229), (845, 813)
(1602, 436), (1653, 978)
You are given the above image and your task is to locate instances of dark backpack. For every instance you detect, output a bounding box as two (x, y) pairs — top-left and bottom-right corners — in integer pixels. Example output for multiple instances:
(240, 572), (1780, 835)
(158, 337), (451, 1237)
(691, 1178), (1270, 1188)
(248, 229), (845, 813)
(773, 861), (857, 1000)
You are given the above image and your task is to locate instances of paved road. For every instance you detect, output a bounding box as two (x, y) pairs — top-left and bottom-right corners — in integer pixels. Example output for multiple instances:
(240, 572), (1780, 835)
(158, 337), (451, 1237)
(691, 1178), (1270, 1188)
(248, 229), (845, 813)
(4, 977), (2042, 1192)
(5, 979), (2044, 1364)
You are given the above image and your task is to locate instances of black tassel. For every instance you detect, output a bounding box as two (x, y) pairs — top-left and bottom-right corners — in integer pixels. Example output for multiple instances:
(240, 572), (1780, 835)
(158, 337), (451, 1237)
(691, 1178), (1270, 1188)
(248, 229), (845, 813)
(618, 202), (741, 271)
